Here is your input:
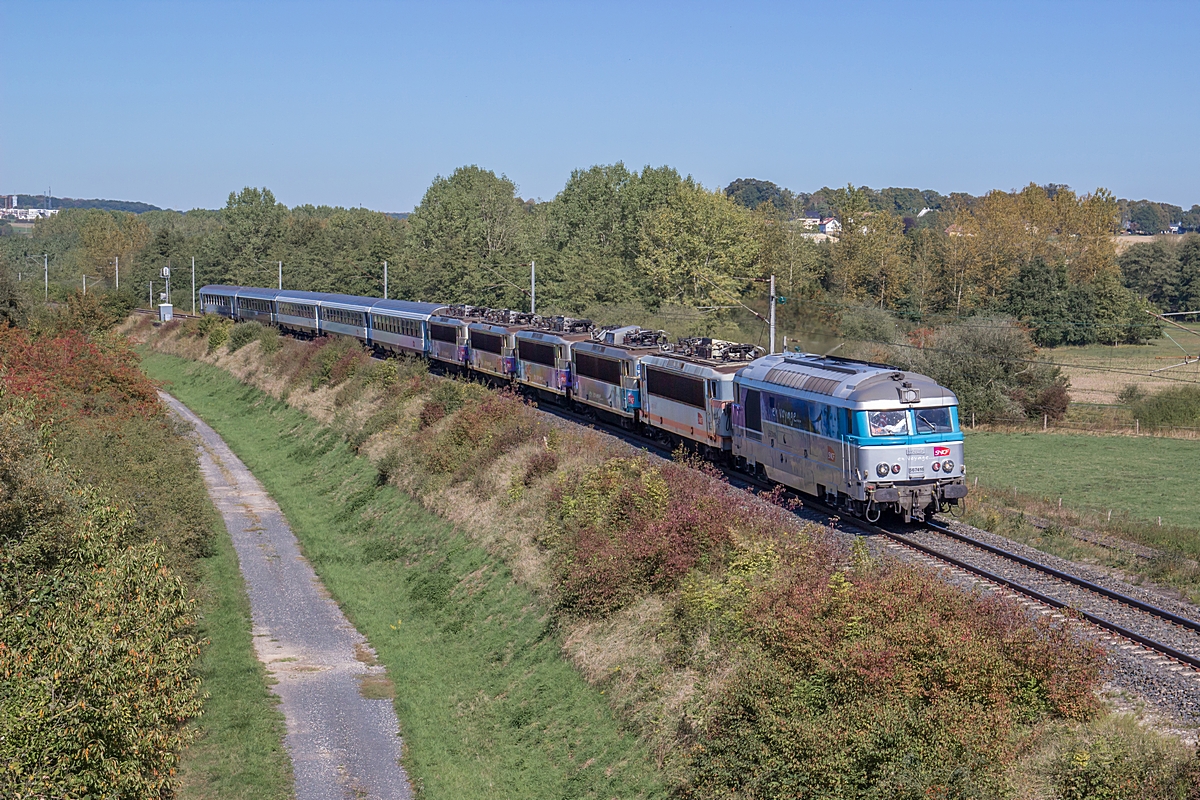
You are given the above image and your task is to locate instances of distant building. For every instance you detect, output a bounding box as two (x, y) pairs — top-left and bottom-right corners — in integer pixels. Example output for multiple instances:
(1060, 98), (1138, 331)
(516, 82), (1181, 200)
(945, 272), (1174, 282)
(819, 217), (841, 234)
(798, 217), (820, 230)
(0, 207), (58, 220)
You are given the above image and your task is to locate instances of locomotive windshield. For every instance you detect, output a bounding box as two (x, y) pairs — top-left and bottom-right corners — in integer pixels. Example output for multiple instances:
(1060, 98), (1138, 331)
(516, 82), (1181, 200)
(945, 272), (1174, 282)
(868, 410), (909, 436)
(915, 407), (954, 434)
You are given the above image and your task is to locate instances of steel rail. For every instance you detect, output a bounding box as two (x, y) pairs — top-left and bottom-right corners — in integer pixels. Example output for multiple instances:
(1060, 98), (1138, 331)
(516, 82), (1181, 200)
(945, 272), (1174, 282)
(922, 520), (1200, 635)
(875, 528), (1200, 671)
(194, 317), (1200, 672)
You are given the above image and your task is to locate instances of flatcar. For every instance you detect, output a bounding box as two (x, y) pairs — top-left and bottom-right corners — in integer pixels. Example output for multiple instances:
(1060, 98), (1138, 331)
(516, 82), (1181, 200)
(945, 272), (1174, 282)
(732, 353), (966, 522)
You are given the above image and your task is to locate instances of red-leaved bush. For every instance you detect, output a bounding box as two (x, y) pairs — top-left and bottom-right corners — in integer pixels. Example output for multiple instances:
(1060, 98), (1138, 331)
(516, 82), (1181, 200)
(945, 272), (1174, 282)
(0, 324), (159, 423)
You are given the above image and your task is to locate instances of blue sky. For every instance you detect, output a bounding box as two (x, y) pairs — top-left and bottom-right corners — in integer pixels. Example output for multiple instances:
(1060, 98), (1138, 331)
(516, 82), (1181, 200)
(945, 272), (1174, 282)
(2, 1), (1195, 211)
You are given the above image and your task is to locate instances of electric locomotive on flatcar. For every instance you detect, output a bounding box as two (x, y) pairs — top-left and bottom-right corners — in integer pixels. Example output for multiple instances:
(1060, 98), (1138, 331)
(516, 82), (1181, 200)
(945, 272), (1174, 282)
(513, 317), (594, 401)
(570, 326), (668, 426)
(638, 337), (764, 454)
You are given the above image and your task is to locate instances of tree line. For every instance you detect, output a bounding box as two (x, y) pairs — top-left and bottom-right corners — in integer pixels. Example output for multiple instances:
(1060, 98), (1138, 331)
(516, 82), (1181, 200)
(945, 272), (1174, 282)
(1, 165), (1188, 351)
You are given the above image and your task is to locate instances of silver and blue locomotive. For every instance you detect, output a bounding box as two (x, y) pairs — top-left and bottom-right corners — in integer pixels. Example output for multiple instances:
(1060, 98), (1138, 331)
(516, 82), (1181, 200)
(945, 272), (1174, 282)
(732, 353), (966, 521)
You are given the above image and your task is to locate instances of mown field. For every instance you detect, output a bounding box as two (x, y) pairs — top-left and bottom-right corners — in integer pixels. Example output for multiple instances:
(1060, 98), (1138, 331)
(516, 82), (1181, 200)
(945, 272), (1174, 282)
(1045, 321), (1200, 406)
(965, 430), (1197, 530)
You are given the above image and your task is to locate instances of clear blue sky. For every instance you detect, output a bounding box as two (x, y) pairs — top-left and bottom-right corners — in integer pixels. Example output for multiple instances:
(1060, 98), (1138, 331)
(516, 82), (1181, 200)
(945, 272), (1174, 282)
(2, 1), (1195, 212)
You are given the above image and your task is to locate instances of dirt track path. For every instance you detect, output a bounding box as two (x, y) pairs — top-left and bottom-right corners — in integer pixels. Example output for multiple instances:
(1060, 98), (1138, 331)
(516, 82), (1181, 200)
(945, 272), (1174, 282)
(162, 392), (412, 800)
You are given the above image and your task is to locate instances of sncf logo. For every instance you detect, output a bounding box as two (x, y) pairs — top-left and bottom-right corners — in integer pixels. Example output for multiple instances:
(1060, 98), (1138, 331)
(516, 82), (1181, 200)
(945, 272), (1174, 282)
(933, 446), (951, 457)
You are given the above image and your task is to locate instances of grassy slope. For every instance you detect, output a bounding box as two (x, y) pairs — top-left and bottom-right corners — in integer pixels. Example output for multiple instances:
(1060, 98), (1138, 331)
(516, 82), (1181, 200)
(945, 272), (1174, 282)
(965, 430), (1196, 529)
(178, 517), (294, 800)
(143, 352), (665, 800)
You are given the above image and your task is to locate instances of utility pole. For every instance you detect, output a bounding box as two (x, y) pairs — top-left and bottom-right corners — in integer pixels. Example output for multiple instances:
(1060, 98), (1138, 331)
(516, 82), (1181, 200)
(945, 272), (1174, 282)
(114, 255), (119, 290)
(530, 260), (536, 315)
(191, 257), (196, 314)
(43, 254), (48, 303)
(278, 261), (282, 290)
(83, 275), (86, 295)
(149, 280), (153, 308)
(383, 260), (388, 299)
(769, 274), (777, 355)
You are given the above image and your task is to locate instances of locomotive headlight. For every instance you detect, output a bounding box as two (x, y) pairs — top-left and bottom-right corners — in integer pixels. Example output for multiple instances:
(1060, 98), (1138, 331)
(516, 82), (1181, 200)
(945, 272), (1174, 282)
(931, 461), (940, 472)
(876, 462), (890, 478)
(891, 464), (901, 475)
(942, 459), (954, 473)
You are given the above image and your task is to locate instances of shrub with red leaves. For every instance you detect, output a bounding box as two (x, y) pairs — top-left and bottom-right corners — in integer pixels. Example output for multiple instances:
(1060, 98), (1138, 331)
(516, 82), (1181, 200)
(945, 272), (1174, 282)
(552, 457), (739, 615)
(0, 324), (159, 424)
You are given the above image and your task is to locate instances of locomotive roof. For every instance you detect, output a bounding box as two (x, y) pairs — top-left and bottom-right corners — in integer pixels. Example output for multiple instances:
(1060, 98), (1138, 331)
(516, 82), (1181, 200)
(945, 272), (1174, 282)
(572, 340), (663, 360)
(515, 329), (594, 344)
(640, 353), (744, 378)
(739, 353), (957, 407)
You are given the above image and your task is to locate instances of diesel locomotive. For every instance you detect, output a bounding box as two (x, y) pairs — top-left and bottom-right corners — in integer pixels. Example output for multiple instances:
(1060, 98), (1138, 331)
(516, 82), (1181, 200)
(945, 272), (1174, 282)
(198, 284), (966, 520)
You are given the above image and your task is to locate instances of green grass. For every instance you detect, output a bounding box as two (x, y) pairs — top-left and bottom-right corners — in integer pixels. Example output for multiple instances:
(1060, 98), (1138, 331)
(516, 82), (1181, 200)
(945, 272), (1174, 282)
(965, 430), (1198, 533)
(177, 517), (294, 800)
(142, 352), (665, 800)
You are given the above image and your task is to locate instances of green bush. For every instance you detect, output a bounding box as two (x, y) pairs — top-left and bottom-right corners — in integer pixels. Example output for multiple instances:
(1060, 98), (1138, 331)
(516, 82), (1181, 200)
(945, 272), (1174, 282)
(1039, 716), (1200, 800)
(257, 324), (281, 354)
(206, 319), (231, 353)
(227, 321), (262, 352)
(0, 416), (203, 797)
(1131, 385), (1200, 429)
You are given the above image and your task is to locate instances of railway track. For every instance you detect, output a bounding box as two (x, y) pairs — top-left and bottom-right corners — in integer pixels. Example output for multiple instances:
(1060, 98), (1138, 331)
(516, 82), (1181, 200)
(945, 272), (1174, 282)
(518, 388), (1200, 682)
(173, 320), (1200, 710)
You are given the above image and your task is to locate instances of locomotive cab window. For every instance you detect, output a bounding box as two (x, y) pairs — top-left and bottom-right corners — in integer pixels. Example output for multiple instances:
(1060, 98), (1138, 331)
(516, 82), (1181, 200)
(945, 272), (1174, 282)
(430, 323), (458, 343)
(743, 389), (762, 432)
(646, 368), (704, 408)
(868, 410), (910, 437)
(914, 407), (954, 434)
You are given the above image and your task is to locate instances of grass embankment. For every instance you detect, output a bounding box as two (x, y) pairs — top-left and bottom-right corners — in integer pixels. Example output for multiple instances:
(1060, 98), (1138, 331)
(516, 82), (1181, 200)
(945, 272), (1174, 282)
(961, 430), (1200, 604)
(133, 315), (1200, 799)
(141, 352), (665, 800)
(177, 517), (293, 800)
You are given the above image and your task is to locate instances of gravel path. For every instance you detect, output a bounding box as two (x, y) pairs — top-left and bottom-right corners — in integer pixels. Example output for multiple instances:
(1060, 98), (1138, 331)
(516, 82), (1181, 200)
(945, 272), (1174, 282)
(163, 392), (412, 800)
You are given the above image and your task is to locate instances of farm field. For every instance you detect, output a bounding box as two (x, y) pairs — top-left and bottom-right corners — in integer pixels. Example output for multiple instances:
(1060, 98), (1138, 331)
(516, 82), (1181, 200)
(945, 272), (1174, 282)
(1044, 321), (1200, 406)
(965, 430), (1197, 530)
